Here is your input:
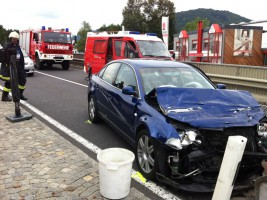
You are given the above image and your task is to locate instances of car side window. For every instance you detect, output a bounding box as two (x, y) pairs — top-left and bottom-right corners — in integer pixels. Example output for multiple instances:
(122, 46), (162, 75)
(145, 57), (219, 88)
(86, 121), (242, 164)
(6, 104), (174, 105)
(98, 67), (106, 78)
(124, 43), (136, 58)
(115, 41), (123, 57)
(114, 64), (137, 92)
(101, 63), (121, 85)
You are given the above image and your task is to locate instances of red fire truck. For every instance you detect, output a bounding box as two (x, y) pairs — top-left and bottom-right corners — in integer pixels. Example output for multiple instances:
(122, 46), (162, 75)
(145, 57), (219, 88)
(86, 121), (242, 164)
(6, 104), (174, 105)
(84, 31), (172, 75)
(19, 26), (74, 70)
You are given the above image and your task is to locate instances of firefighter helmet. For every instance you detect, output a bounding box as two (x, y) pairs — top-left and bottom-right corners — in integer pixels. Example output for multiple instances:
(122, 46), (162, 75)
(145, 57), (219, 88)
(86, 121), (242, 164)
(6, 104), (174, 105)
(9, 31), (19, 39)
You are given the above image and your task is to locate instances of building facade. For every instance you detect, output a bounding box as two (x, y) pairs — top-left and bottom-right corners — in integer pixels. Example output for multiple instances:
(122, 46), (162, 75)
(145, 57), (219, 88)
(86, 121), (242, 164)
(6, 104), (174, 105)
(173, 21), (266, 66)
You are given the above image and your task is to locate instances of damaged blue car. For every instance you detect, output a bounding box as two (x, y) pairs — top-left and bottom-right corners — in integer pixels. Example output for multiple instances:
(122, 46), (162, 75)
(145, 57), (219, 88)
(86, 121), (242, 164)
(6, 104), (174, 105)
(87, 59), (267, 192)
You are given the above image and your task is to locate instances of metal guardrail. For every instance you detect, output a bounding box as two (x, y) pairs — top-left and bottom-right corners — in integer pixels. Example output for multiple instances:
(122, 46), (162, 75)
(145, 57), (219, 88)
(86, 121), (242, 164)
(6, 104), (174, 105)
(72, 55), (267, 104)
(71, 58), (84, 69)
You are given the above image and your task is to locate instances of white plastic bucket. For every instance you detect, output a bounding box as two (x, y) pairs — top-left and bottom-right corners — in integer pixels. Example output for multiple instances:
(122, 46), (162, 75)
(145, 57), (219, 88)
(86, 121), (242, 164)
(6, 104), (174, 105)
(97, 148), (135, 199)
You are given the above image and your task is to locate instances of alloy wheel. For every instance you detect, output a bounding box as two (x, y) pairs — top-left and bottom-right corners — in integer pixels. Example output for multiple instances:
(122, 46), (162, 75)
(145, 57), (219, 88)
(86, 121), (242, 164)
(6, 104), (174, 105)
(137, 134), (155, 174)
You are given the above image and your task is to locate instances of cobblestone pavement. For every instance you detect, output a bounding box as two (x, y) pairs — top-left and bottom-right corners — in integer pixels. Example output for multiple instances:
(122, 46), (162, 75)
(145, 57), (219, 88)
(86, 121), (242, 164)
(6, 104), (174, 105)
(0, 101), (151, 200)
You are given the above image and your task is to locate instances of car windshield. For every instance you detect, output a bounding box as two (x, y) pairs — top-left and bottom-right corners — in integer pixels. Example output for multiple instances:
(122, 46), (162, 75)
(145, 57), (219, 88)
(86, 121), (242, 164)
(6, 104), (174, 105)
(136, 40), (170, 57)
(139, 67), (215, 94)
(43, 32), (72, 44)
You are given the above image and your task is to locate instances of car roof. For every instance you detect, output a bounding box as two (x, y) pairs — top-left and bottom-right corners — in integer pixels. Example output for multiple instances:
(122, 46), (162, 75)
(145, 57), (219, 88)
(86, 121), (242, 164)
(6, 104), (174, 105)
(87, 32), (163, 42)
(114, 59), (194, 69)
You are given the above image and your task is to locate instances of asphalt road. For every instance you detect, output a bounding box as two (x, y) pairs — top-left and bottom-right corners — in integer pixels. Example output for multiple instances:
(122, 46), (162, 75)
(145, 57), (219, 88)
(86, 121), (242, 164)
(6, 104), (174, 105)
(24, 65), (131, 151)
(21, 63), (259, 200)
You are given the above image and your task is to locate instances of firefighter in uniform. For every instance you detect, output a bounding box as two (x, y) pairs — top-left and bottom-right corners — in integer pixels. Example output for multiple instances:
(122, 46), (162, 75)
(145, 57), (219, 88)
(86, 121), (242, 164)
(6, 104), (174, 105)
(0, 31), (27, 101)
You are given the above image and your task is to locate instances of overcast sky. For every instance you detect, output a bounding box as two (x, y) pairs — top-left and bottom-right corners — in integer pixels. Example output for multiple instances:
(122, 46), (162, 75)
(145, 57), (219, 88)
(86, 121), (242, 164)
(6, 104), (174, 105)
(0, 0), (266, 35)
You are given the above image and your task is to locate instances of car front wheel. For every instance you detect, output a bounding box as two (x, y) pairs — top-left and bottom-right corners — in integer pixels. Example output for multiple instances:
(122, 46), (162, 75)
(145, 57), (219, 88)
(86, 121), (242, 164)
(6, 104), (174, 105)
(35, 55), (44, 70)
(88, 95), (100, 123)
(62, 61), (70, 70)
(135, 129), (158, 180)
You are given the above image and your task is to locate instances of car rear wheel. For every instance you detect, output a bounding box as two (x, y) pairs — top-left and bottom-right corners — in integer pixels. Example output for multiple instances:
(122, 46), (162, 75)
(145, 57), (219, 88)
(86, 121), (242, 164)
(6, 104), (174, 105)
(35, 55), (44, 70)
(135, 129), (158, 180)
(88, 95), (100, 123)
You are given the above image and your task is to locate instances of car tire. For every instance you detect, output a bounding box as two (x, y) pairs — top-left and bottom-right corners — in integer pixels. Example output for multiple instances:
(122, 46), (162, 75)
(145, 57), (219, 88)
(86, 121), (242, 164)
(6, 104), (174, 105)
(135, 129), (158, 180)
(28, 73), (34, 77)
(47, 62), (53, 68)
(36, 55), (44, 70)
(88, 95), (100, 123)
(62, 61), (70, 70)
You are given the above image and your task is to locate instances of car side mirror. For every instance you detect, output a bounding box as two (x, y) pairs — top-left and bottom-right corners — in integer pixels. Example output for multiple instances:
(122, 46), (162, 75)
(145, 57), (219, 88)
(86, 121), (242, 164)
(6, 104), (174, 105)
(217, 84), (226, 89)
(122, 86), (137, 96)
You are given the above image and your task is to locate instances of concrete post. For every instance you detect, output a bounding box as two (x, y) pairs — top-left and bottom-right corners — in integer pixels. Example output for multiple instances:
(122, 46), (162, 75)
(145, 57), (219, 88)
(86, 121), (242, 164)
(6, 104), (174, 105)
(212, 136), (247, 200)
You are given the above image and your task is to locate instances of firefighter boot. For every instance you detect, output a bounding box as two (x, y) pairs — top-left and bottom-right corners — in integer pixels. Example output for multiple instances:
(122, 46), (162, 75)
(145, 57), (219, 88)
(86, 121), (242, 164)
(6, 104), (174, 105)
(19, 89), (28, 101)
(1, 91), (12, 102)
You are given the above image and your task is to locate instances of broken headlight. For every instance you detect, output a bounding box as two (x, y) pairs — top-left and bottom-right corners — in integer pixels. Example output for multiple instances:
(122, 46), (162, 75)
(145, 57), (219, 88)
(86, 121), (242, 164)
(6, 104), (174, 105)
(165, 130), (202, 150)
(257, 123), (267, 152)
(165, 138), (182, 150)
(257, 123), (267, 138)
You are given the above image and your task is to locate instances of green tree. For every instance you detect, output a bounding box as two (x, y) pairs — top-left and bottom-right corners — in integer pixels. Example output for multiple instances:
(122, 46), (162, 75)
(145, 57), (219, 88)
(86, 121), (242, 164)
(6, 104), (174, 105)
(143, 0), (176, 48)
(0, 25), (8, 46)
(122, 0), (146, 32)
(97, 24), (122, 32)
(122, 0), (176, 49)
(183, 17), (210, 32)
(0, 26), (20, 47)
(175, 9), (250, 33)
(76, 21), (92, 52)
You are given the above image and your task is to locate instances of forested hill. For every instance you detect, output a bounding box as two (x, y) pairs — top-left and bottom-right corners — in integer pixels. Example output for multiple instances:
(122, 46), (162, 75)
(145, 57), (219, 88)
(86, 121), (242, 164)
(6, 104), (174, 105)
(175, 8), (251, 33)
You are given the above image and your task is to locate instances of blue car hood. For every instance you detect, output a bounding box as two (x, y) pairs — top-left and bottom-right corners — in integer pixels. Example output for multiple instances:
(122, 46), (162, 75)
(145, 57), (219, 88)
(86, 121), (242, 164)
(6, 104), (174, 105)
(156, 87), (265, 129)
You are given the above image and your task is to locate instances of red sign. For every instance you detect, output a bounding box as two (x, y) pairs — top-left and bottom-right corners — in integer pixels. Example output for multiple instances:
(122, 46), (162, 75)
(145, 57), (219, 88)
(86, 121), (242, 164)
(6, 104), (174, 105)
(162, 22), (166, 30)
(189, 53), (203, 57)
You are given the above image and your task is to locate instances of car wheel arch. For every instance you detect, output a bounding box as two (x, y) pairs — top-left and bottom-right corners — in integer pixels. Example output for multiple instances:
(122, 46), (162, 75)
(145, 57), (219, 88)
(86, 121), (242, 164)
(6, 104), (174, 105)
(136, 115), (168, 139)
(135, 128), (158, 180)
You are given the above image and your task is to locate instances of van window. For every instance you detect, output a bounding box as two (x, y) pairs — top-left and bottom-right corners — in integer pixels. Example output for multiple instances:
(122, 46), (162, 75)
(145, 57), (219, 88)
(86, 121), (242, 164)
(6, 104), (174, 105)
(124, 43), (136, 58)
(94, 40), (107, 54)
(128, 41), (137, 50)
(136, 40), (170, 57)
(115, 41), (123, 56)
(38, 33), (42, 42)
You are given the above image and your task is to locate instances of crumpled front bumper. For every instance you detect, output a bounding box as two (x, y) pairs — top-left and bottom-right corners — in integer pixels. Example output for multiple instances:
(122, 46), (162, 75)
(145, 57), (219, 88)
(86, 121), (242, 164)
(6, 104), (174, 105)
(156, 171), (258, 193)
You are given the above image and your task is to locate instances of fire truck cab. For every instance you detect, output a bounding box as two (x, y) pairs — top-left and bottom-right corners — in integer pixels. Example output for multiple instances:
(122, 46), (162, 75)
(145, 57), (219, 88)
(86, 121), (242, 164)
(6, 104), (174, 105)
(19, 26), (74, 70)
(84, 31), (171, 75)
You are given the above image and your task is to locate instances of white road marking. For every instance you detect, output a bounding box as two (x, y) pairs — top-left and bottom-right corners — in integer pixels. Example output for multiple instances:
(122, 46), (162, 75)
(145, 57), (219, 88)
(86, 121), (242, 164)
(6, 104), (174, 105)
(0, 72), (182, 200)
(35, 71), (87, 87)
